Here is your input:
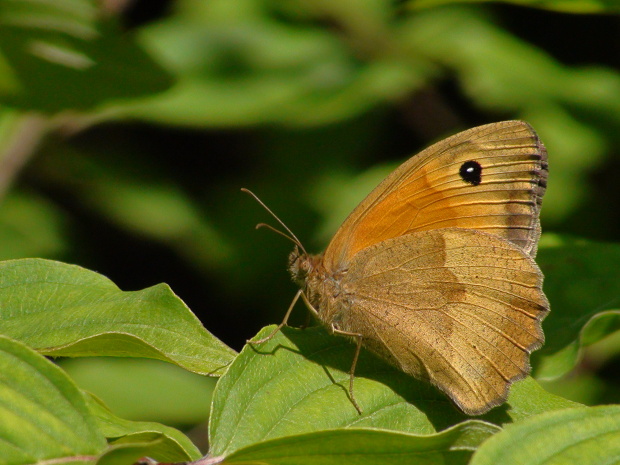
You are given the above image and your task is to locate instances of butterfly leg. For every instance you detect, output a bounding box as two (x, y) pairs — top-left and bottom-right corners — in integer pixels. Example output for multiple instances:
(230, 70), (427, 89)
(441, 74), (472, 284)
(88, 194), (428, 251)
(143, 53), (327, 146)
(299, 291), (320, 316)
(331, 327), (364, 415)
(248, 289), (303, 344)
(299, 293), (364, 414)
(295, 291), (317, 329)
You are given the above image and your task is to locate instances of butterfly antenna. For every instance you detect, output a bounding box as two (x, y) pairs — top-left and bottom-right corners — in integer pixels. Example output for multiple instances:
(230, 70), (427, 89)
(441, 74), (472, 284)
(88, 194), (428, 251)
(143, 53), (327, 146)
(241, 188), (307, 255)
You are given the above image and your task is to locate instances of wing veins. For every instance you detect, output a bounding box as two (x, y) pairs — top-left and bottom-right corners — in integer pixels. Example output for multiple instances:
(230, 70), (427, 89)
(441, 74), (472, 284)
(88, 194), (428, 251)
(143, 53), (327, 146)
(358, 295), (509, 399)
(358, 294), (530, 380)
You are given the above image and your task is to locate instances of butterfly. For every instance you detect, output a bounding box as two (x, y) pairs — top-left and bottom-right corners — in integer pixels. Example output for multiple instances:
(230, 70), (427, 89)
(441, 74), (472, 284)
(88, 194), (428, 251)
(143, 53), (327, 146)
(244, 120), (549, 415)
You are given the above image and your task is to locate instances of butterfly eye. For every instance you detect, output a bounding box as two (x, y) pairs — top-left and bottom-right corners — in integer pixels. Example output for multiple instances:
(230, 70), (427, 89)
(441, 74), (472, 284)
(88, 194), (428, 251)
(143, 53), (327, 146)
(459, 160), (482, 186)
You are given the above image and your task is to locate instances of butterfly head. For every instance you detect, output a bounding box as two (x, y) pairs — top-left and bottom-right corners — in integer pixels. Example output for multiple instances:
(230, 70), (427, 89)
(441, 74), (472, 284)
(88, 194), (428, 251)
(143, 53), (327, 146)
(288, 246), (314, 287)
(288, 247), (328, 314)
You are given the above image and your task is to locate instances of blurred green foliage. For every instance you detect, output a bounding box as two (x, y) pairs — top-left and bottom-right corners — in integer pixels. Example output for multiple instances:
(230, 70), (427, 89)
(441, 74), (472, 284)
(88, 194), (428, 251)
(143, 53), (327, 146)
(1, 0), (620, 461)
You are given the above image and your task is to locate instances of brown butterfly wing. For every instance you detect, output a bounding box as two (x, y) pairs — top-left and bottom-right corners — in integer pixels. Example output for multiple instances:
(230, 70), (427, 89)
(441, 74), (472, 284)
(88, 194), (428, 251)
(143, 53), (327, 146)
(323, 121), (547, 271)
(335, 228), (547, 415)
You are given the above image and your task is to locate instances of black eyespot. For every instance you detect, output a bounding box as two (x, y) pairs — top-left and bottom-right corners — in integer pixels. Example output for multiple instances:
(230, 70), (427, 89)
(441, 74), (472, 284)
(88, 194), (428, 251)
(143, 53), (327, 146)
(459, 160), (482, 186)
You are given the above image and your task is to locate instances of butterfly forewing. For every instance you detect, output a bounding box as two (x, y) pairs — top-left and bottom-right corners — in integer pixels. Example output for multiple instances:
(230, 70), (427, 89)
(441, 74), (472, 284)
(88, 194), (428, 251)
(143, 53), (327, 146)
(323, 121), (548, 271)
(336, 228), (548, 415)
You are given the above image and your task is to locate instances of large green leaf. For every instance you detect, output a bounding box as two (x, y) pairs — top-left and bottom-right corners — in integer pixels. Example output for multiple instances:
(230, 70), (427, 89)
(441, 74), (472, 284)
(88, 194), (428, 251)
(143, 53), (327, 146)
(0, 258), (236, 375)
(221, 421), (500, 465)
(534, 237), (620, 379)
(470, 405), (620, 465)
(0, 0), (172, 111)
(0, 335), (106, 464)
(0, 335), (203, 464)
(209, 326), (576, 456)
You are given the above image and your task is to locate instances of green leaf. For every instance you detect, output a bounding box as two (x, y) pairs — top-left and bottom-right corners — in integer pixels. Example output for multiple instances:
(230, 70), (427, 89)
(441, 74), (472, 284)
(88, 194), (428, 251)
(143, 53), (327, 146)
(534, 237), (620, 379)
(222, 421), (500, 465)
(408, 0), (620, 14)
(0, 258), (236, 376)
(86, 394), (202, 461)
(0, 0), (172, 111)
(98, 432), (197, 465)
(125, 0), (429, 127)
(470, 405), (620, 465)
(0, 335), (106, 464)
(401, 6), (620, 128)
(209, 326), (575, 456)
(502, 378), (581, 421)
(97, 440), (159, 465)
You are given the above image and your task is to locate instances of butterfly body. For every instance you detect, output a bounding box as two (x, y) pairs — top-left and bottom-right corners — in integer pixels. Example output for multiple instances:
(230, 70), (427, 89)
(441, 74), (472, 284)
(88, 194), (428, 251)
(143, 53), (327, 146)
(252, 120), (549, 415)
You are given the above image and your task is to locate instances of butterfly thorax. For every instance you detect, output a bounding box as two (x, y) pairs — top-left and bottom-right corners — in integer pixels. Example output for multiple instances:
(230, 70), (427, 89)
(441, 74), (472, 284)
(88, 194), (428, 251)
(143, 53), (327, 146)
(288, 247), (347, 327)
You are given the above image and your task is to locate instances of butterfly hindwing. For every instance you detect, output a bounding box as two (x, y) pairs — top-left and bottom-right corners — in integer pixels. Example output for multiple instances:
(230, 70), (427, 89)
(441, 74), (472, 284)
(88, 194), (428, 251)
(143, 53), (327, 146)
(337, 228), (548, 415)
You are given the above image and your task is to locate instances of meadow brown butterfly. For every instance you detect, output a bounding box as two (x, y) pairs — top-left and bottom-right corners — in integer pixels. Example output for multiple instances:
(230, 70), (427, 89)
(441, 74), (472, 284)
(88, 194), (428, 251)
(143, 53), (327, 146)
(244, 120), (549, 415)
